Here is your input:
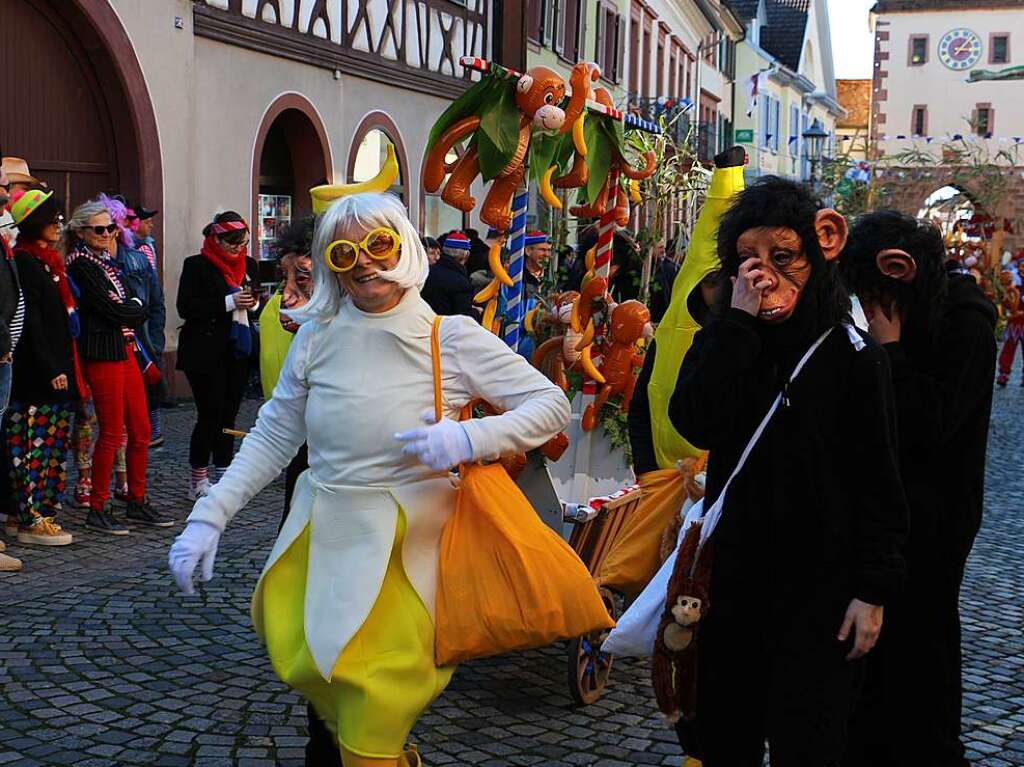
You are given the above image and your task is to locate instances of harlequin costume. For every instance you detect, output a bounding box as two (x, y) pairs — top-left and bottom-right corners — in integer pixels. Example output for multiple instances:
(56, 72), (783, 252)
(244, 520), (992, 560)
(181, 192), (570, 762)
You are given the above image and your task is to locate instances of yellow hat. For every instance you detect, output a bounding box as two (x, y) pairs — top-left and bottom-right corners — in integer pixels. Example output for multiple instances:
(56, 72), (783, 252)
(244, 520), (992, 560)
(11, 189), (54, 226)
(309, 143), (399, 215)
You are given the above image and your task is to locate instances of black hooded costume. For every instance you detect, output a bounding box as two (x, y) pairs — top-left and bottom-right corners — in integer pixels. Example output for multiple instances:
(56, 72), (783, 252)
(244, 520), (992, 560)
(667, 181), (909, 765)
(845, 272), (996, 767)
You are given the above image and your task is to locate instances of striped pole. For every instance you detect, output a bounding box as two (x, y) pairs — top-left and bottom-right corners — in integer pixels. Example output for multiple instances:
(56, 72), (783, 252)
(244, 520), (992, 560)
(501, 187), (530, 351)
(458, 56), (661, 135)
(594, 168), (620, 279)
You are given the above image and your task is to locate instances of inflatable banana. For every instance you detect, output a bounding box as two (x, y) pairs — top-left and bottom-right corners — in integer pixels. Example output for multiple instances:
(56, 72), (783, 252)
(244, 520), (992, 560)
(482, 298), (498, 334)
(540, 166), (562, 209)
(572, 115), (588, 158)
(474, 277), (501, 304)
(310, 144), (399, 214)
(489, 243), (513, 287)
(580, 344), (605, 384)
(629, 179), (642, 204)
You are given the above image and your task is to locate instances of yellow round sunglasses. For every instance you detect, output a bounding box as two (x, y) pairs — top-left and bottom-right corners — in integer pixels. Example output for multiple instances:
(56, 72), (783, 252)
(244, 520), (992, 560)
(324, 227), (402, 273)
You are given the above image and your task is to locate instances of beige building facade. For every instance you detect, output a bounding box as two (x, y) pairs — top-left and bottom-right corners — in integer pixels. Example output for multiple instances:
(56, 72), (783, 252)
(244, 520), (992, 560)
(3, 0), (514, 385)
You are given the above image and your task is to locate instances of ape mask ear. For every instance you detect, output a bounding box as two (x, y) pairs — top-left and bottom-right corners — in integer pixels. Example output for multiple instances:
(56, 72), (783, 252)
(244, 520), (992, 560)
(517, 74), (535, 93)
(815, 209), (848, 262)
(876, 248), (918, 283)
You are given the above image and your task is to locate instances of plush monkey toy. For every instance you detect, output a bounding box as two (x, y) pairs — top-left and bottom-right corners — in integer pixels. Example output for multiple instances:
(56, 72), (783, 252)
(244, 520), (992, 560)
(651, 519), (712, 723)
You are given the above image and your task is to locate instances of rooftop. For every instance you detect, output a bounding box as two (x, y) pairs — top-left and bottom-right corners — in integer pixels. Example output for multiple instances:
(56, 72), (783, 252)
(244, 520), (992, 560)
(873, 0), (1024, 11)
(836, 79), (871, 129)
(760, 0), (811, 71)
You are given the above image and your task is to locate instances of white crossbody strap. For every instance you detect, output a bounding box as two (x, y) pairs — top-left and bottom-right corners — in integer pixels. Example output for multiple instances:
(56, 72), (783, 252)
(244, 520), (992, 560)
(696, 326), (836, 552)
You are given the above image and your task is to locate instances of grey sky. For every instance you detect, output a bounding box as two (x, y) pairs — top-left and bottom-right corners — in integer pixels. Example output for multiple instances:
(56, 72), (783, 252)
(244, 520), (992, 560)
(828, 0), (876, 79)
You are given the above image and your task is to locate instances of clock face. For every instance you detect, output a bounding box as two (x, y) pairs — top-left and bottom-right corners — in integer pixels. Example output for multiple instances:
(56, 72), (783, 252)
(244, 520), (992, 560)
(938, 28), (983, 71)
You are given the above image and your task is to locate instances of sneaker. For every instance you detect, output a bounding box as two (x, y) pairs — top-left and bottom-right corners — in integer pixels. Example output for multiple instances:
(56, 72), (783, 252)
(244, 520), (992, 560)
(85, 508), (130, 536)
(0, 551), (21, 572)
(71, 484), (92, 509)
(126, 498), (174, 528)
(0, 538), (5, 552)
(17, 515), (73, 546)
(113, 485), (130, 507)
(149, 435), (165, 448)
(188, 477), (211, 501)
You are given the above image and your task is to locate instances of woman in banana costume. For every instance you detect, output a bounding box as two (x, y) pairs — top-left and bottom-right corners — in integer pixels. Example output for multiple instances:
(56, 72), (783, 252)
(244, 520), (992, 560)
(169, 153), (570, 766)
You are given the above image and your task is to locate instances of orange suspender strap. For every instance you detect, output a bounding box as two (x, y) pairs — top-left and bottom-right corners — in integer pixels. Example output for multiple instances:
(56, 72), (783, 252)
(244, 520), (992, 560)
(430, 316), (443, 423)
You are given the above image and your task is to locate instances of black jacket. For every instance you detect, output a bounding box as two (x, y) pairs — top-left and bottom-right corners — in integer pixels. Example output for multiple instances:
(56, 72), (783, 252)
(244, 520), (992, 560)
(420, 255), (474, 318)
(11, 251), (79, 403)
(68, 255), (146, 362)
(885, 274), (996, 572)
(176, 254), (259, 373)
(670, 309), (908, 621)
(0, 241), (21, 358)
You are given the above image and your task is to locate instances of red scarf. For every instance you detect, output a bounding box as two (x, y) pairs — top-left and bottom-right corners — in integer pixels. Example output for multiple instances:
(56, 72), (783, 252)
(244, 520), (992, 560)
(14, 237), (90, 400)
(14, 239), (76, 314)
(201, 235), (248, 289)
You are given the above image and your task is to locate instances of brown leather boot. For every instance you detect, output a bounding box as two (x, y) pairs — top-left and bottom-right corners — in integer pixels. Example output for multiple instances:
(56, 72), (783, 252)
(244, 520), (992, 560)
(399, 745), (421, 767)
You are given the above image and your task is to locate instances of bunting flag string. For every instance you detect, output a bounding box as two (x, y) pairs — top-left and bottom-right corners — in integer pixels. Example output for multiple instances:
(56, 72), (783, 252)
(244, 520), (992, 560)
(840, 134), (1024, 144)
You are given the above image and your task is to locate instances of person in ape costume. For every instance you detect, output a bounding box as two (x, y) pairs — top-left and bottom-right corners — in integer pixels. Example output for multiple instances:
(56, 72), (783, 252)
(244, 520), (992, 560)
(667, 178), (908, 766)
(839, 211), (996, 767)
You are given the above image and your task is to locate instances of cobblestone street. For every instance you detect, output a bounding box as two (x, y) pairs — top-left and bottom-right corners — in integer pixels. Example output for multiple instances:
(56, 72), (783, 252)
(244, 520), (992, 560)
(2, 380), (1023, 767)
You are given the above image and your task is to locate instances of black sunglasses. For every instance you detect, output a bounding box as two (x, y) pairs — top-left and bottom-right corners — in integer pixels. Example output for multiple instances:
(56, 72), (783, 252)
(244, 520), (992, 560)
(88, 224), (119, 235)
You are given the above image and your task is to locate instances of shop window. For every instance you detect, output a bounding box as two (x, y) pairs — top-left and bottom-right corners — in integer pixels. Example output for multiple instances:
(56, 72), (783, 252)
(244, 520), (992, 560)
(990, 34), (1009, 64)
(909, 35), (928, 66)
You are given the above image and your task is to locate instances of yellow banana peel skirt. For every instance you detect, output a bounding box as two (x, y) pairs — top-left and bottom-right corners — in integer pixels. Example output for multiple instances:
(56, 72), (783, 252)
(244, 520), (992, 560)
(256, 507), (455, 758)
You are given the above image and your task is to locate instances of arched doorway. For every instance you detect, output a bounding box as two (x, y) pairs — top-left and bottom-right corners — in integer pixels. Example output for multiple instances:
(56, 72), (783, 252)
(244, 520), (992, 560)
(0, 0), (160, 223)
(252, 95), (332, 263)
(347, 112), (410, 209)
(918, 185), (977, 240)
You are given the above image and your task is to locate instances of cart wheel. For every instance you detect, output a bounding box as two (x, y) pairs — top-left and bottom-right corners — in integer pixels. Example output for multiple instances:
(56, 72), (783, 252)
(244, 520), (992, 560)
(567, 587), (619, 706)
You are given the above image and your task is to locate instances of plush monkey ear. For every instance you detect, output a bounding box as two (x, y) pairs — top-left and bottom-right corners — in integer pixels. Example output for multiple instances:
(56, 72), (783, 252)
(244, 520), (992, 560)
(814, 209), (848, 262)
(516, 74), (534, 93)
(876, 248), (918, 283)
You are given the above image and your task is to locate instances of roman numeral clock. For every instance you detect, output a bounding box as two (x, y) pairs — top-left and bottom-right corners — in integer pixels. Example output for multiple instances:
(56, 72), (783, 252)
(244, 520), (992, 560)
(938, 28), (983, 71)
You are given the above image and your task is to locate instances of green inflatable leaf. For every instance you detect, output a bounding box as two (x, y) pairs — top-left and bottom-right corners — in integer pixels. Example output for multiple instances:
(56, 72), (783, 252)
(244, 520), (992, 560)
(426, 74), (506, 154)
(585, 115), (613, 204)
(478, 84), (522, 180)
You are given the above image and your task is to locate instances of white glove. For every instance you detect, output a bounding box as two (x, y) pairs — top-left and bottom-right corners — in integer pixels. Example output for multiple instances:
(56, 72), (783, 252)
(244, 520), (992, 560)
(168, 520), (221, 596)
(394, 410), (474, 471)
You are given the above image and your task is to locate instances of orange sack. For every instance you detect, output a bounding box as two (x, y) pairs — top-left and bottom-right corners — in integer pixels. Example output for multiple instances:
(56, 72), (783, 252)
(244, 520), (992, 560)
(594, 468), (689, 597)
(433, 462), (615, 665)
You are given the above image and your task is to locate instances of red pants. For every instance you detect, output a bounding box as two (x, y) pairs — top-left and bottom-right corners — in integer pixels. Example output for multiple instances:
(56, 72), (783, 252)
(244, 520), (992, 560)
(81, 354), (150, 510)
(998, 322), (1024, 381)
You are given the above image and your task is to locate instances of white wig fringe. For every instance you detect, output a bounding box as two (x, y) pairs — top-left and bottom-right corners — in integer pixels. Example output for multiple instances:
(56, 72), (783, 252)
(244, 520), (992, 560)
(287, 192), (428, 325)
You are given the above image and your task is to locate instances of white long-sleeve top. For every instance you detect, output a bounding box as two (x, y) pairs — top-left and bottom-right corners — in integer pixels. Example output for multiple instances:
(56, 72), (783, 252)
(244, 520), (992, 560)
(188, 288), (570, 677)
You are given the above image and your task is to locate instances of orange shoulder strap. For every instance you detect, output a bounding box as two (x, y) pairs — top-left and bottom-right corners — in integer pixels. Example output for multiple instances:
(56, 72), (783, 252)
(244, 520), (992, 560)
(430, 316), (443, 423)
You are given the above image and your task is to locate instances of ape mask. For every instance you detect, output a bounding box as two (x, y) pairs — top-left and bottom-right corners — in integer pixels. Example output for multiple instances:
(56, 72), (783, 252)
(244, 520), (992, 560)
(717, 177), (850, 327)
(840, 210), (950, 331)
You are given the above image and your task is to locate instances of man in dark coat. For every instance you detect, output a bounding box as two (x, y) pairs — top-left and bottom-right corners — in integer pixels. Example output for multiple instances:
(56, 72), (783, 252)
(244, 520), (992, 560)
(421, 230), (474, 317)
(840, 211), (997, 767)
(668, 178), (908, 765)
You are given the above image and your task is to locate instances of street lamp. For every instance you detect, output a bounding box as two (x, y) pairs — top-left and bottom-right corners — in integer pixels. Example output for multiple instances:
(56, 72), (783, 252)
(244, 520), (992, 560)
(802, 118), (829, 186)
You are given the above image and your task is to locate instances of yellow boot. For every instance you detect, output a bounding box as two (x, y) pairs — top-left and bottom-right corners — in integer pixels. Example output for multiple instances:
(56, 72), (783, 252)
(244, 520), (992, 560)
(340, 747), (398, 767)
(683, 758), (703, 767)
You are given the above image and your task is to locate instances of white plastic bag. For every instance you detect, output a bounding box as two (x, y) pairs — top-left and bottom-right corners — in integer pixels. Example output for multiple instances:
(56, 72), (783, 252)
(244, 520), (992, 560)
(603, 497), (704, 657)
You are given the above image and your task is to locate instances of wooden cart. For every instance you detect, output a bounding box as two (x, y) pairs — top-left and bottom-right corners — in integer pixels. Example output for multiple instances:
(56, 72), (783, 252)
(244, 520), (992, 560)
(564, 486), (643, 705)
